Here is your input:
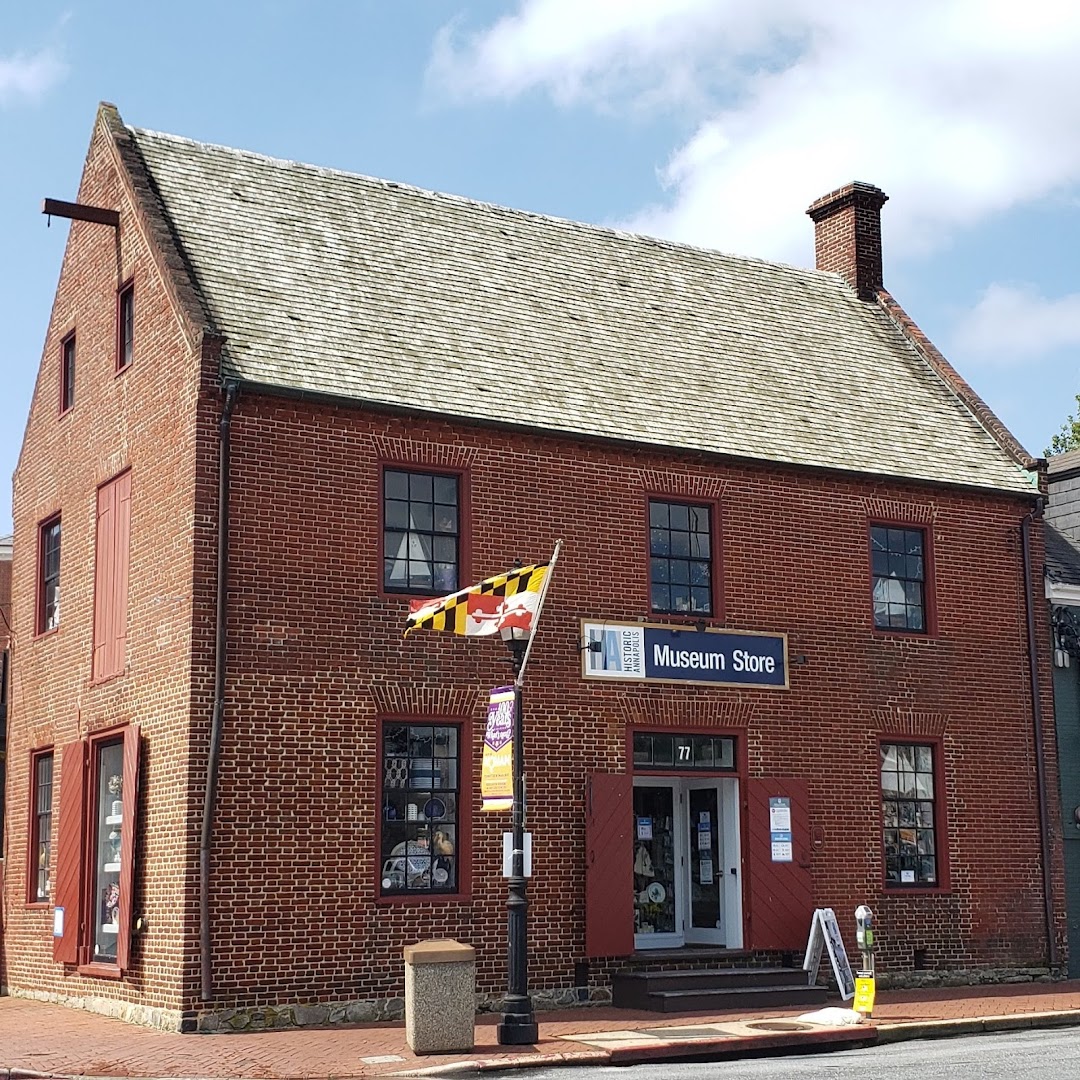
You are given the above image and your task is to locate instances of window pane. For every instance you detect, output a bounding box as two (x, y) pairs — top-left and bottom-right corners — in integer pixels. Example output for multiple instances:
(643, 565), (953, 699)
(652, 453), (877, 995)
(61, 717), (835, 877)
(433, 475), (457, 505)
(691, 587), (712, 613)
(649, 528), (670, 556)
(385, 471), (409, 499)
(409, 502), (433, 532)
(670, 560), (690, 585)
(670, 531), (691, 557)
(385, 500), (409, 529)
(409, 473), (433, 501)
(669, 503), (689, 530)
(651, 584), (670, 611)
(650, 557), (670, 584)
(649, 501), (669, 528)
(633, 734), (653, 764)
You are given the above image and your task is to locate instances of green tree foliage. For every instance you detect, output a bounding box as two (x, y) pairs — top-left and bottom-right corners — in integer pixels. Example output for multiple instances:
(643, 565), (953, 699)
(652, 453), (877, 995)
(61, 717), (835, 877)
(1047, 395), (1080, 456)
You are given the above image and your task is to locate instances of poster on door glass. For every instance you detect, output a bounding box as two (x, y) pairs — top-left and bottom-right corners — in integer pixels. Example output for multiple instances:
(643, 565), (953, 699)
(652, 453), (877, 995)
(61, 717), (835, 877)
(699, 858), (714, 884)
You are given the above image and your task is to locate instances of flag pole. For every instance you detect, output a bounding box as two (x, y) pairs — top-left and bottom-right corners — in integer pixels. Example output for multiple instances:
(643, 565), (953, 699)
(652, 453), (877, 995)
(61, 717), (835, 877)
(514, 538), (563, 688)
(496, 537), (561, 1047)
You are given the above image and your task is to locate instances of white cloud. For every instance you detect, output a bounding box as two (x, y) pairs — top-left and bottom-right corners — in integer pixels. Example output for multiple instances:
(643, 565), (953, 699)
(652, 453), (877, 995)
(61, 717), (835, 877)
(0, 47), (65, 106)
(952, 284), (1080, 365)
(429, 0), (1080, 266)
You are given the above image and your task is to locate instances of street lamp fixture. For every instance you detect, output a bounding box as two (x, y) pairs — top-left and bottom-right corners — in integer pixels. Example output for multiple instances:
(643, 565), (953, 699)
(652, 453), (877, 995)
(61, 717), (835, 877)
(496, 624), (538, 1045)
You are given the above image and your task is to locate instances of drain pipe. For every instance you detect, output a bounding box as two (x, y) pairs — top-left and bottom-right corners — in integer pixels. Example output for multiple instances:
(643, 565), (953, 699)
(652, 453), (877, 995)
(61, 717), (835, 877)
(200, 380), (239, 1001)
(1021, 497), (1059, 971)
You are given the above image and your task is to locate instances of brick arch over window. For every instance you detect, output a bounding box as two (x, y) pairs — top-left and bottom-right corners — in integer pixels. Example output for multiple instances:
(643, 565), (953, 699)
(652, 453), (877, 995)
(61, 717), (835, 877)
(633, 469), (727, 501)
(371, 436), (478, 470)
(863, 498), (937, 524)
(616, 695), (754, 730)
(870, 708), (950, 738)
(367, 682), (482, 719)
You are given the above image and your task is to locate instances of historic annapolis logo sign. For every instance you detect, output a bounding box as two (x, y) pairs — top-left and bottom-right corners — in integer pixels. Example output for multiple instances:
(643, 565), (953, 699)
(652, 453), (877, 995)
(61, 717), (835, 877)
(581, 620), (788, 689)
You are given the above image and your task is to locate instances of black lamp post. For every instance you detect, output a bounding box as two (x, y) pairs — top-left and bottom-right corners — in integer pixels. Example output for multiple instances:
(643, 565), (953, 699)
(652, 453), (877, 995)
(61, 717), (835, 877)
(496, 624), (538, 1046)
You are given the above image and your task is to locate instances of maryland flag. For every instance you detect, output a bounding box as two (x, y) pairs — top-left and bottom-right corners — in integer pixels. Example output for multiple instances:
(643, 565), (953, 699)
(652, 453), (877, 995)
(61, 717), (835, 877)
(404, 563), (550, 637)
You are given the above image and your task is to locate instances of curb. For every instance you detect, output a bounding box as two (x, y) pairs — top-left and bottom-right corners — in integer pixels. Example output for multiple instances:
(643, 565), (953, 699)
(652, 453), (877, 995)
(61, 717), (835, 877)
(876, 1009), (1080, 1044)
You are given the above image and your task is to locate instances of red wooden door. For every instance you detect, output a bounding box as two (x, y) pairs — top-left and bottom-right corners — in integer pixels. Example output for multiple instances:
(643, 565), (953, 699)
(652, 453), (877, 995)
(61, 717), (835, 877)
(584, 772), (634, 958)
(53, 741), (86, 963)
(745, 777), (815, 951)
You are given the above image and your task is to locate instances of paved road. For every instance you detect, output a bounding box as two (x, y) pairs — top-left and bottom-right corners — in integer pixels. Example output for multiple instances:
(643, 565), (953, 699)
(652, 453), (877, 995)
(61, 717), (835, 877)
(513, 1027), (1080, 1079)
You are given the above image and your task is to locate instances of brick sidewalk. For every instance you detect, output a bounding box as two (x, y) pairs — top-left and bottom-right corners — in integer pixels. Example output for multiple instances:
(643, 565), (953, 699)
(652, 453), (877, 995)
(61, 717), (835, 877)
(4, 982), (1080, 1078)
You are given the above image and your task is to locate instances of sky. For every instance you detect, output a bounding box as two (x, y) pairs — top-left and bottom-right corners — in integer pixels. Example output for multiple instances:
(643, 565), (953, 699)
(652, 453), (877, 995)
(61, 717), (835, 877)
(2, 0), (1080, 537)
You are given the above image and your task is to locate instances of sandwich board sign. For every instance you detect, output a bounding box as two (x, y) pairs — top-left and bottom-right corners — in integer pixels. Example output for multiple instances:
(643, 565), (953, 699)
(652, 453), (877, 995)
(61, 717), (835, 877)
(803, 907), (855, 1000)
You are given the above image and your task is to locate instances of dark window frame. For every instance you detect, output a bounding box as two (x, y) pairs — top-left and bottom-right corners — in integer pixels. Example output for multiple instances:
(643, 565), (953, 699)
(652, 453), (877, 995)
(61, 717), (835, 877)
(380, 466), (465, 598)
(60, 331), (76, 415)
(646, 496), (719, 619)
(27, 747), (54, 905)
(37, 514), (62, 636)
(869, 521), (934, 635)
(116, 280), (134, 372)
(879, 736), (949, 892)
(376, 718), (470, 903)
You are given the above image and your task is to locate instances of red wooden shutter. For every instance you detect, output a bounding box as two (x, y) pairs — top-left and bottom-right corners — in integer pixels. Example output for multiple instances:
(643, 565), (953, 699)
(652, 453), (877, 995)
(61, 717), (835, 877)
(112, 472), (131, 677)
(92, 482), (115, 680)
(745, 777), (815, 951)
(92, 472), (131, 681)
(116, 723), (141, 971)
(584, 772), (634, 958)
(53, 741), (86, 963)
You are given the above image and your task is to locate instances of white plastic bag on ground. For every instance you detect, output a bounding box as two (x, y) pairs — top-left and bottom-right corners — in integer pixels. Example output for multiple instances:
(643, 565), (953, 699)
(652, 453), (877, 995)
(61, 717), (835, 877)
(797, 1007), (864, 1026)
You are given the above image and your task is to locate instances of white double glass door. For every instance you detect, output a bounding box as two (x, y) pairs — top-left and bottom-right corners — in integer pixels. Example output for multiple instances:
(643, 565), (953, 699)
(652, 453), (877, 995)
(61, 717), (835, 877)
(632, 777), (742, 950)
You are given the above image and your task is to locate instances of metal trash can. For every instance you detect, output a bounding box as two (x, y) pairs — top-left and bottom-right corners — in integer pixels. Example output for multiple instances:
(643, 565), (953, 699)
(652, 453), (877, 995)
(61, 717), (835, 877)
(403, 939), (476, 1054)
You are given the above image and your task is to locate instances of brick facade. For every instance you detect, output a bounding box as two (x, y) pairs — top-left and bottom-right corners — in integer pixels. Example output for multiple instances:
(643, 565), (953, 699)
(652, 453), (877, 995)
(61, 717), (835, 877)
(2, 112), (1065, 1031)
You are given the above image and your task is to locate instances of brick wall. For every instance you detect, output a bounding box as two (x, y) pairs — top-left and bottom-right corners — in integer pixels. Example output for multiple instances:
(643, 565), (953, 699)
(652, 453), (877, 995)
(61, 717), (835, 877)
(191, 392), (1062, 1011)
(4, 111), (208, 1014)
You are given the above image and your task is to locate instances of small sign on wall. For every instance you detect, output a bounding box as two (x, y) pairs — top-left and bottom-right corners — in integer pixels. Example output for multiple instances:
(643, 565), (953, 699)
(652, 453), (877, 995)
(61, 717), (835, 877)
(769, 796), (793, 862)
(53, 907), (64, 937)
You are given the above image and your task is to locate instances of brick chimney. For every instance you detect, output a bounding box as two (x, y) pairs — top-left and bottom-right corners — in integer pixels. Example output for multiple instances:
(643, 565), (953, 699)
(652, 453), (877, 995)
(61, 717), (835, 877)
(806, 182), (889, 300)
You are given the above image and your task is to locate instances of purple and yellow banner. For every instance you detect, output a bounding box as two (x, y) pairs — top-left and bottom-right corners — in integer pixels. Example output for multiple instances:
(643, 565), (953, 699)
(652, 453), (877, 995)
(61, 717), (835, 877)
(481, 686), (515, 812)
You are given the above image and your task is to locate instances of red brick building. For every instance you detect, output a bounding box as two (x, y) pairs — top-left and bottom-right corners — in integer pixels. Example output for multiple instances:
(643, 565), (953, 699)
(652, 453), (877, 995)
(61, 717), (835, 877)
(2, 103), (1063, 1031)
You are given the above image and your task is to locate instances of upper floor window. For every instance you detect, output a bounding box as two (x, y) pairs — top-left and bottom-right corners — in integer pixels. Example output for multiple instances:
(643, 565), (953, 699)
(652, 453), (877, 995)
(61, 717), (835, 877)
(871, 526), (926, 632)
(881, 742), (939, 887)
(649, 499), (712, 615)
(38, 516), (61, 634)
(60, 333), (75, 414)
(93, 472), (132, 681)
(30, 749), (54, 902)
(383, 469), (459, 595)
(117, 282), (134, 371)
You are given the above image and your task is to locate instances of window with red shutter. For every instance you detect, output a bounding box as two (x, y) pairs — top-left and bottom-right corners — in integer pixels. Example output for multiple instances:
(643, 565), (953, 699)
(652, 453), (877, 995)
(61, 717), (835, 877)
(92, 472), (131, 681)
(53, 726), (142, 975)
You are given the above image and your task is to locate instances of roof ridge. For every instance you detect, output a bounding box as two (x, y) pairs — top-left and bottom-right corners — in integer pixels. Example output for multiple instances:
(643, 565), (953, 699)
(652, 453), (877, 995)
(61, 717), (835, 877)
(128, 124), (841, 286)
(874, 288), (1039, 478)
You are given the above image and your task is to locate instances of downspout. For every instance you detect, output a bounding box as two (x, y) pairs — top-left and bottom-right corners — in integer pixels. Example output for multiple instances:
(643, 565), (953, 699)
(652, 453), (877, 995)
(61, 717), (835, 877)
(200, 380), (239, 1001)
(1021, 497), (1059, 971)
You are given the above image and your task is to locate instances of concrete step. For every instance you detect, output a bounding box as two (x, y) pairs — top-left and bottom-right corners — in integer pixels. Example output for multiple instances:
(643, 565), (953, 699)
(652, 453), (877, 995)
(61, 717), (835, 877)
(612, 966), (827, 1012)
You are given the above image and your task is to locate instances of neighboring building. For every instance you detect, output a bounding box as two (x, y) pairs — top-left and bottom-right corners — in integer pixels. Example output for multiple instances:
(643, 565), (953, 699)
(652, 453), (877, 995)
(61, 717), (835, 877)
(2, 103), (1062, 1032)
(1045, 452), (1080, 978)
(1, 533), (11, 862)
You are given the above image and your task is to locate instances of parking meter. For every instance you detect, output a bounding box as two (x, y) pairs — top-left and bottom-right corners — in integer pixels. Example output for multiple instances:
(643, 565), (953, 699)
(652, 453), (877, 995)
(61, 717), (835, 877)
(853, 905), (876, 1018)
(855, 905), (875, 955)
